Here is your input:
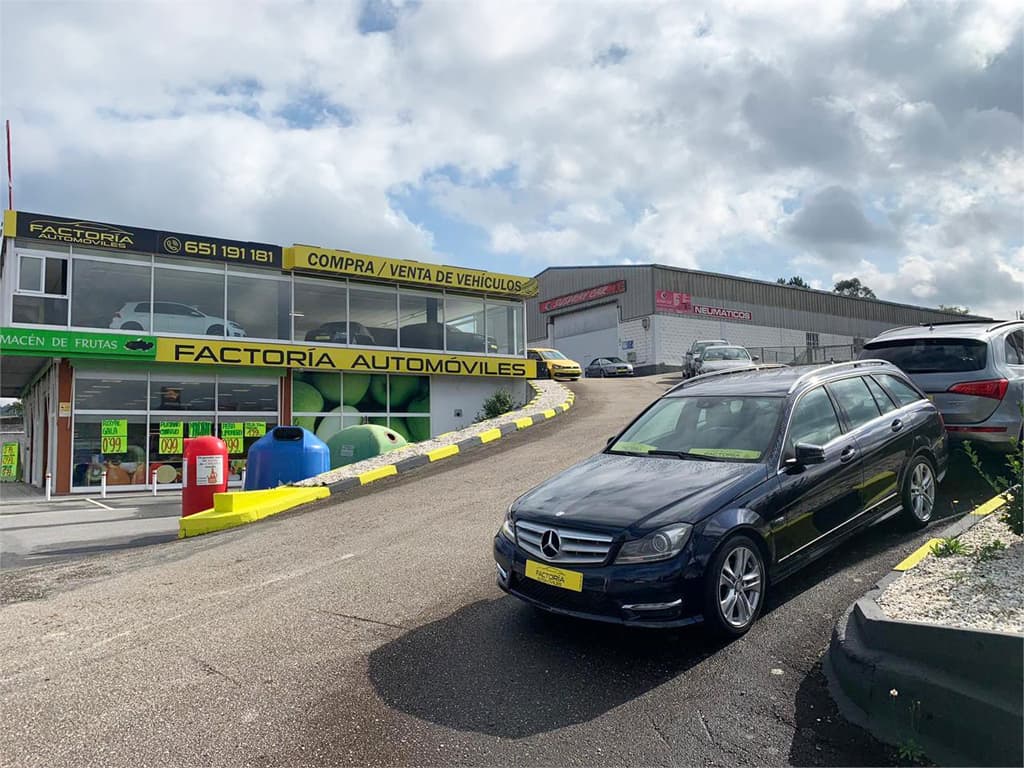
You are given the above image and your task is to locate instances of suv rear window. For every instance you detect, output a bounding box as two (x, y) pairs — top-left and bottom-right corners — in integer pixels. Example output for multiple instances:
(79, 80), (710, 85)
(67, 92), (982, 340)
(863, 338), (988, 373)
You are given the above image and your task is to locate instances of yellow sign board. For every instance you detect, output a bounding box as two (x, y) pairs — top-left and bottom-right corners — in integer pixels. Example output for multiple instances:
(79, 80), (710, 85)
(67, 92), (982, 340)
(156, 338), (536, 378)
(283, 245), (538, 298)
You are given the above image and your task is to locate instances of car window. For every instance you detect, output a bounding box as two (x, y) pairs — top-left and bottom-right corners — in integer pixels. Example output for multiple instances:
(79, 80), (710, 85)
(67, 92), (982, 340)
(527, 351), (542, 361)
(828, 377), (882, 429)
(876, 373), (924, 407)
(1005, 331), (1024, 366)
(541, 350), (568, 360)
(607, 357), (625, 364)
(786, 387), (842, 451)
(863, 376), (897, 414)
(134, 302), (150, 313)
(153, 302), (183, 314)
(611, 396), (783, 461)
(863, 338), (988, 373)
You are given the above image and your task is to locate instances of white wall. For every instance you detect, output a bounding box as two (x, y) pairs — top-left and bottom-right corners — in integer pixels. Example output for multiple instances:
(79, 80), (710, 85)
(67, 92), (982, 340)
(617, 318), (654, 366)
(655, 314), (856, 368)
(430, 376), (531, 434)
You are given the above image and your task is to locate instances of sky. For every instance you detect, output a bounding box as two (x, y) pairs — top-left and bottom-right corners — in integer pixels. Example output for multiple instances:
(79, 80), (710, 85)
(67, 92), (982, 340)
(0, 0), (1022, 319)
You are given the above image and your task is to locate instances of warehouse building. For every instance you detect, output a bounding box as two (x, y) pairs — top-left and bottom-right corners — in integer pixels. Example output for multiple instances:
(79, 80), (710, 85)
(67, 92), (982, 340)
(527, 265), (985, 375)
(1, 209), (535, 495)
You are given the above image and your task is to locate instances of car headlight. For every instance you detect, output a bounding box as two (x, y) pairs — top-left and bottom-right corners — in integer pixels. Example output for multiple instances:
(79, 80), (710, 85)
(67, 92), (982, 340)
(614, 524), (693, 564)
(499, 505), (515, 541)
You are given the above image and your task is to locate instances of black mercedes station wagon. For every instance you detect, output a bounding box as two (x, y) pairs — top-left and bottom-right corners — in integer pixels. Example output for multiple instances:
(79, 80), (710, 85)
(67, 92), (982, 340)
(494, 361), (948, 637)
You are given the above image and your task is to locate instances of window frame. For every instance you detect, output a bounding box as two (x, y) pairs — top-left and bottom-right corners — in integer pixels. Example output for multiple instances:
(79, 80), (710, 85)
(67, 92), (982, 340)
(778, 384), (845, 469)
(825, 375), (885, 432)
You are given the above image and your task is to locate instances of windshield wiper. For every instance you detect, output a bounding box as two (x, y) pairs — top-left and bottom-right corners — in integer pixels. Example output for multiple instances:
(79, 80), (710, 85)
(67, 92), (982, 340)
(607, 449), (649, 456)
(646, 450), (727, 461)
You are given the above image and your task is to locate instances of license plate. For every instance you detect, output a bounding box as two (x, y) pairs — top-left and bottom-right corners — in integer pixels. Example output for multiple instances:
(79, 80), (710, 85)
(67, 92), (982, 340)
(525, 560), (583, 592)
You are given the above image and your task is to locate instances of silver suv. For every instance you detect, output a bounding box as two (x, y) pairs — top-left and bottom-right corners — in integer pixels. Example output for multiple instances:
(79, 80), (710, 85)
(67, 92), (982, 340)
(683, 338), (729, 378)
(860, 320), (1024, 450)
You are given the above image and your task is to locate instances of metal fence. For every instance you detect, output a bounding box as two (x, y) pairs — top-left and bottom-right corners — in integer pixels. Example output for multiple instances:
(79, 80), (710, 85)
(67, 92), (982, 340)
(748, 344), (858, 367)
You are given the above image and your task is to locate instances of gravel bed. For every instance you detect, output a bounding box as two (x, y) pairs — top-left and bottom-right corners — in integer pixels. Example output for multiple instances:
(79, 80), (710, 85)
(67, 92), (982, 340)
(296, 380), (572, 487)
(877, 512), (1023, 634)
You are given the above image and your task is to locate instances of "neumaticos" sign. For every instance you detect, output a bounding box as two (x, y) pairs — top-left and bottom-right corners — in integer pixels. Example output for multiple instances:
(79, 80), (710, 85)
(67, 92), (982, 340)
(539, 280), (627, 313)
(655, 290), (753, 322)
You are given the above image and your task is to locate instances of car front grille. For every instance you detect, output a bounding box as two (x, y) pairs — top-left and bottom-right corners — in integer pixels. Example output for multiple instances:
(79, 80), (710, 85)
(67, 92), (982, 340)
(514, 520), (614, 565)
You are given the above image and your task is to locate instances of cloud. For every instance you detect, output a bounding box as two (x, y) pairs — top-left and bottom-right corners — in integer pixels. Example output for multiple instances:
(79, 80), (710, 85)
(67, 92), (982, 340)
(0, 0), (1021, 319)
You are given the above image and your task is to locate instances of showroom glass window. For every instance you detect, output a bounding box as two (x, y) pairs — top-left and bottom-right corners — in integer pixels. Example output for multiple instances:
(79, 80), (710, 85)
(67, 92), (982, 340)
(484, 298), (524, 355)
(293, 276), (347, 344)
(398, 288), (444, 350)
(291, 372), (431, 459)
(349, 282), (397, 347)
(71, 248), (154, 332)
(152, 257), (227, 337)
(226, 267), (291, 341)
(444, 293), (486, 353)
(71, 370), (280, 491)
(11, 245), (69, 326)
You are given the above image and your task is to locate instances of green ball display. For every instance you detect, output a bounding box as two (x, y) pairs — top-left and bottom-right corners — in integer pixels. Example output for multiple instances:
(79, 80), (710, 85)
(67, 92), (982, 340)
(326, 424), (408, 469)
(315, 405), (360, 443)
(406, 417), (431, 443)
(307, 372), (342, 406)
(292, 380), (325, 413)
(342, 373), (372, 406)
(294, 415), (318, 432)
(368, 374), (389, 407)
(369, 416), (411, 443)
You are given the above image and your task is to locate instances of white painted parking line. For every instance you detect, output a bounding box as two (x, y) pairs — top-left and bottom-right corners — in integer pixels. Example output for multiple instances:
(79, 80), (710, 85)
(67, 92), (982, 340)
(85, 498), (115, 511)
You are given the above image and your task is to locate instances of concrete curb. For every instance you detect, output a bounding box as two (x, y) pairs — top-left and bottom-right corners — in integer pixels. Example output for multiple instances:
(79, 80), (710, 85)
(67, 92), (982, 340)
(327, 381), (576, 494)
(824, 493), (1023, 767)
(179, 486), (331, 538)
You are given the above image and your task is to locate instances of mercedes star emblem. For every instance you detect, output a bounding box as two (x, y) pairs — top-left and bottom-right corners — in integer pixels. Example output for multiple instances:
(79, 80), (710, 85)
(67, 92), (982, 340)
(540, 530), (561, 558)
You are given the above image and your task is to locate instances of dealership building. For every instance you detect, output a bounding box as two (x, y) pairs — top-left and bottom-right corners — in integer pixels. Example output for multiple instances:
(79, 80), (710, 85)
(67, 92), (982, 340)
(527, 265), (982, 375)
(1, 209), (535, 495)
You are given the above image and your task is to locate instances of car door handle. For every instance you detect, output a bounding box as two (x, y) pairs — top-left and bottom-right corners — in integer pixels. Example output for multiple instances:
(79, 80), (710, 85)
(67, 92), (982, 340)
(839, 446), (858, 463)
(891, 418), (904, 433)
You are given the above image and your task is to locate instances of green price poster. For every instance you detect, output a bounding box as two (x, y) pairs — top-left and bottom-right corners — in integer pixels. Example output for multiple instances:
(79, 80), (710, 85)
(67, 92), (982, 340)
(1, 442), (19, 481)
(189, 422), (213, 437)
(158, 423), (184, 454)
(220, 423), (244, 438)
(243, 421), (266, 437)
(224, 437), (244, 454)
(101, 419), (127, 437)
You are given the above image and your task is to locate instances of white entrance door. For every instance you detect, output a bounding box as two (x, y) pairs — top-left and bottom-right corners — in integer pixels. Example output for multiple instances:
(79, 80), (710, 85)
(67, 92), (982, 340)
(551, 303), (620, 369)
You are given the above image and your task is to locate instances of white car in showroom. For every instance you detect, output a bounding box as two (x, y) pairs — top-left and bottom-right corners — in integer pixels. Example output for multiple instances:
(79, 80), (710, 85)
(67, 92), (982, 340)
(109, 301), (246, 337)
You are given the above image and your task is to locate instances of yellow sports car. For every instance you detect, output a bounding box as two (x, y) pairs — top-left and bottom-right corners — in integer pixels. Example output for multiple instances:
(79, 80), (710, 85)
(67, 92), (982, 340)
(527, 348), (582, 380)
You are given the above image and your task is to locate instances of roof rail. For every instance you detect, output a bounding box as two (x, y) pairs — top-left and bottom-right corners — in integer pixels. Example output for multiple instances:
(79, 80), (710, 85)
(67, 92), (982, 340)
(917, 319), (992, 327)
(667, 363), (788, 394)
(787, 359), (891, 394)
(985, 319), (1023, 332)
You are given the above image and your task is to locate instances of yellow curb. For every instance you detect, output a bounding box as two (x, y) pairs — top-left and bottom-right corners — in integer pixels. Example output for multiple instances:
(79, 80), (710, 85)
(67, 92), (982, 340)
(971, 492), (1008, 516)
(427, 444), (459, 462)
(894, 538), (944, 571)
(178, 486), (330, 538)
(359, 465), (398, 485)
(559, 402), (570, 411)
(542, 408), (557, 418)
(479, 428), (502, 443)
(515, 416), (534, 429)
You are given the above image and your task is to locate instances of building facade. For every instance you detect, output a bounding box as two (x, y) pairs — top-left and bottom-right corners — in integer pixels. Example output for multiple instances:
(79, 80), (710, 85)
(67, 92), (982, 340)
(1, 210), (536, 495)
(527, 265), (986, 375)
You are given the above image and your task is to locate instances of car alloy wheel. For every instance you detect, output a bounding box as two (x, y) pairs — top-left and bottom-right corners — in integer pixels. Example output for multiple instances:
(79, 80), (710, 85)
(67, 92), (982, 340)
(909, 461), (935, 522)
(718, 544), (763, 629)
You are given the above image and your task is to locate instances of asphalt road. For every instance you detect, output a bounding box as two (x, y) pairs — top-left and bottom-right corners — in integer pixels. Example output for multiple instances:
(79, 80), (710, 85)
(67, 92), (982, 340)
(0, 377), (1002, 767)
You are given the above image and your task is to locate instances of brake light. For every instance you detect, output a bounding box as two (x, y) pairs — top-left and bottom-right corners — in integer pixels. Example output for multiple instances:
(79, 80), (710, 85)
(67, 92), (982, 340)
(947, 379), (1008, 400)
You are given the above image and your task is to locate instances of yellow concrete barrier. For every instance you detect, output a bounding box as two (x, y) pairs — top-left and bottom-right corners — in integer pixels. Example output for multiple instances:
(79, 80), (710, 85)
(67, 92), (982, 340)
(479, 428), (502, 443)
(179, 486), (330, 538)
(359, 465), (398, 485)
(427, 444), (459, 462)
(515, 416), (534, 429)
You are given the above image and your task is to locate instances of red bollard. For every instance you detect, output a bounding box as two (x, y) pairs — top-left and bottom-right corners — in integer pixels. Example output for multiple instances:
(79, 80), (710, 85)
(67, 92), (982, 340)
(182, 436), (228, 517)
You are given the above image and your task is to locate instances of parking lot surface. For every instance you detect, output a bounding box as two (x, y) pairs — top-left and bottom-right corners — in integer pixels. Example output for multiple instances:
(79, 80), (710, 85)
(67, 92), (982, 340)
(0, 377), (1001, 766)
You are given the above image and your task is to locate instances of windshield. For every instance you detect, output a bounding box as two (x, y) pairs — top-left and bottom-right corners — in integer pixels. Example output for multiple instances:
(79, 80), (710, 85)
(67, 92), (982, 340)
(609, 395), (784, 462)
(703, 347), (750, 361)
(540, 350), (569, 360)
(863, 338), (987, 373)
(695, 341), (727, 354)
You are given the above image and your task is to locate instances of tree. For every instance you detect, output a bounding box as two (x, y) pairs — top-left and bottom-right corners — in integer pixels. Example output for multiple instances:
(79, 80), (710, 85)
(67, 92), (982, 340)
(776, 276), (810, 288)
(833, 278), (877, 299)
(0, 401), (22, 417)
(938, 304), (970, 315)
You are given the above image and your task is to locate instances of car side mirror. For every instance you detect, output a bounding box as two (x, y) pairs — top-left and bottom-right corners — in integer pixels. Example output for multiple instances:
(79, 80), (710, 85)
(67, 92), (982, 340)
(606, 435), (617, 448)
(793, 443), (826, 466)
(752, 355), (760, 362)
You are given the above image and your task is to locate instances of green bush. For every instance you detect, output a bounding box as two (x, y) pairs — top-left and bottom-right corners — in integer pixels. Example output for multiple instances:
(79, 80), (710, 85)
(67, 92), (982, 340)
(477, 389), (521, 422)
(964, 425), (1023, 536)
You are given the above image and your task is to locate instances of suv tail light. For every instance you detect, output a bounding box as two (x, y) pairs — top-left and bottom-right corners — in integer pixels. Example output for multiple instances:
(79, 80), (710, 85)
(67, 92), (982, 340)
(113, 312), (121, 319)
(947, 379), (1008, 400)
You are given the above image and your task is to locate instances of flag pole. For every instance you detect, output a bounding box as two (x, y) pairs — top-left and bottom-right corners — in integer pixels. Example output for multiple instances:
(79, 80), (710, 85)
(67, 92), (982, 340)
(5, 119), (12, 210)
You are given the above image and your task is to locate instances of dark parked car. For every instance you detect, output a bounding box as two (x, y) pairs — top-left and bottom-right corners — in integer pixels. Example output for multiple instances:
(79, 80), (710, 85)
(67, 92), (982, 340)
(399, 322), (499, 353)
(494, 360), (948, 636)
(585, 356), (634, 377)
(304, 321), (376, 346)
(860, 320), (1024, 451)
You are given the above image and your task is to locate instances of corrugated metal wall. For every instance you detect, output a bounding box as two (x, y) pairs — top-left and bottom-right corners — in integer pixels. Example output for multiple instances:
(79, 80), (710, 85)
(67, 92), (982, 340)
(528, 264), (987, 341)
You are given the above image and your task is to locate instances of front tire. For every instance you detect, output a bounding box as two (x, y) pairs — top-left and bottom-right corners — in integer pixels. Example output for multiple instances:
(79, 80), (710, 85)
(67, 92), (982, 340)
(900, 455), (936, 529)
(120, 322), (143, 330)
(703, 534), (766, 638)
(206, 324), (224, 336)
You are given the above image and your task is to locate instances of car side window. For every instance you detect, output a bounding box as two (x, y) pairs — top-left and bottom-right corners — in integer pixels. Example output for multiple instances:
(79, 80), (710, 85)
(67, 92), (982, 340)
(828, 377), (882, 429)
(863, 376), (897, 414)
(527, 351), (541, 361)
(1005, 331), (1024, 366)
(876, 374), (924, 407)
(786, 387), (843, 452)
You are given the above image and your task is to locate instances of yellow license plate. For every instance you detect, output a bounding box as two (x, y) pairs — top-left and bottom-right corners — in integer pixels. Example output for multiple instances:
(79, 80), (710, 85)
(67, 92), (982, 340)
(525, 560), (583, 592)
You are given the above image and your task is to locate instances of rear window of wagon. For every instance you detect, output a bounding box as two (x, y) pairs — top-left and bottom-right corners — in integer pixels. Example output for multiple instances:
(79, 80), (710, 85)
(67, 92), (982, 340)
(863, 338), (988, 373)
